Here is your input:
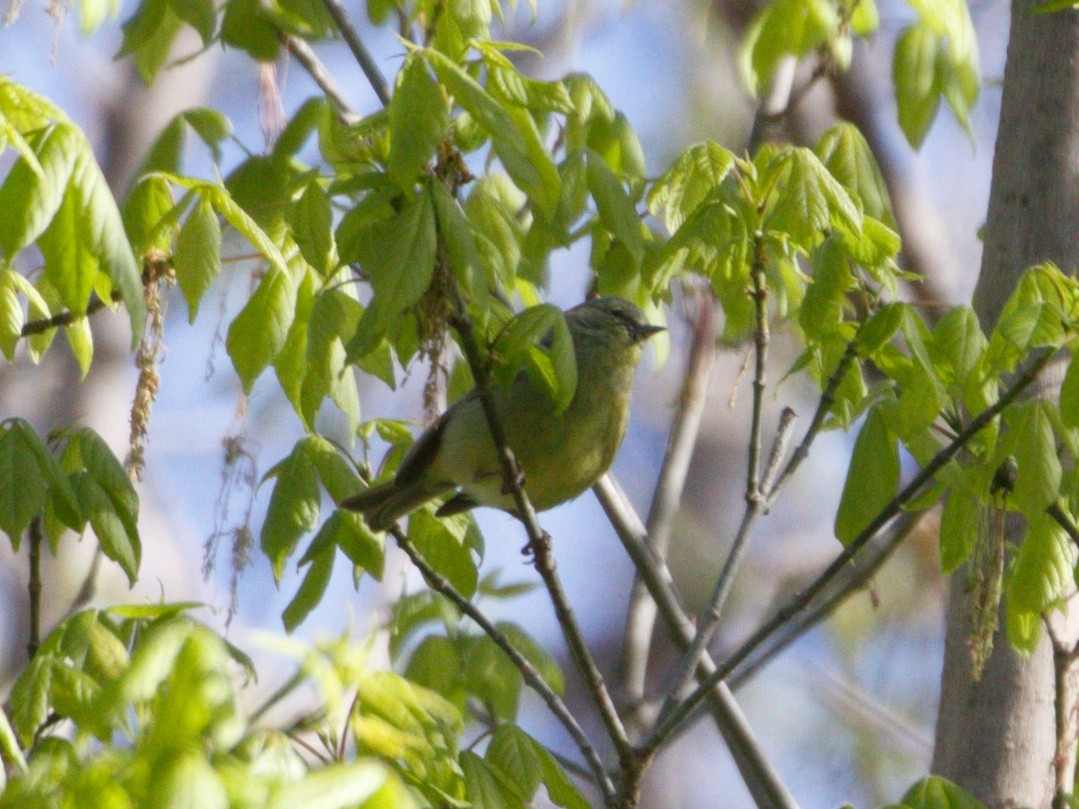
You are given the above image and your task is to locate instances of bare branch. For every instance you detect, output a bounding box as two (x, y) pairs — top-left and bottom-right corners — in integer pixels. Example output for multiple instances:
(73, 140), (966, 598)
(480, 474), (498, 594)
(318, 0), (392, 107)
(391, 525), (616, 801)
(645, 347), (1060, 753)
(282, 34), (360, 123)
(595, 475), (800, 809)
(620, 294), (716, 717)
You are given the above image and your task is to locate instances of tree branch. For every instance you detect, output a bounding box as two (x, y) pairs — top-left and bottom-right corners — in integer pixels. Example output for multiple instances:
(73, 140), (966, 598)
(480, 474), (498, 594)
(595, 475), (800, 809)
(620, 294), (716, 721)
(281, 33), (360, 123)
(644, 347), (1060, 753)
(318, 0), (392, 107)
(445, 287), (633, 777)
(390, 525), (616, 801)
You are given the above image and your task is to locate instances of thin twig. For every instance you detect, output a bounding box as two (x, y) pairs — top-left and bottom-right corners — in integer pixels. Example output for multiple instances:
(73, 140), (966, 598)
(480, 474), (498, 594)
(1048, 502), (1079, 548)
(764, 338), (860, 509)
(391, 526), (616, 801)
(661, 247), (777, 706)
(319, 0), (392, 107)
(644, 347), (1060, 754)
(730, 510), (922, 689)
(595, 475), (800, 809)
(20, 293), (116, 337)
(282, 33), (360, 123)
(620, 295), (716, 720)
(27, 516), (43, 660)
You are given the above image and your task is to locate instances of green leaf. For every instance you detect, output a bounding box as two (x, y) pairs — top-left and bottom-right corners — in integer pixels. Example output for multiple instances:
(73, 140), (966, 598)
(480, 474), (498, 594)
(303, 511), (385, 577)
(153, 750), (228, 809)
(226, 265), (296, 393)
(168, 0), (216, 45)
(495, 623), (564, 695)
(899, 776), (985, 809)
(119, 0), (183, 83)
(355, 190), (437, 329)
(261, 440), (322, 580)
(587, 149), (644, 267)
(301, 289), (362, 433)
(287, 182), (336, 276)
(814, 123), (895, 227)
(389, 58), (449, 192)
(486, 726), (542, 801)
(1061, 354), (1079, 430)
(1011, 401), (1062, 518)
(409, 510), (477, 598)
(0, 124), (77, 259)
(75, 473), (139, 585)
(122, 175), (178, 255)
(173, 198), (221, 323)
(9, 656), (52, 745)
(265, 762), (388, 809)
(647, 141), (735, 233)
(493, 304), (577, 412)
(894, 24), (942, 149)
(764, 147), (861, 247)
(0, 271), (21, 361)
(282, 546), (334, 632)
(0, 420), (49, 546)
(220, 0), (280, 61)
(14, 420), (79, 529)
(77, 428), (139, 529)
(739, 0), (839, 95)
(461, 751), (526, 809)
(274, 268), (317, 419)
(1006, 513), (1071, 654)
(835, 407), (899, 544)
(427, 50), (560, 219)
(800, 236), (851, 341)
(431, 182), (485, 306)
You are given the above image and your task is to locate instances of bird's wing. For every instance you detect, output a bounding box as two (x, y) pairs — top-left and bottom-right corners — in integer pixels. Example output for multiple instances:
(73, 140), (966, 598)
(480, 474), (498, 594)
(394, 393), (476, 487)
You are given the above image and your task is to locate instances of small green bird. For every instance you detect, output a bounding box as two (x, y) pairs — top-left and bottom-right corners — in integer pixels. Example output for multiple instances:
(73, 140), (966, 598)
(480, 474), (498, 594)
(340, 297), (663, 531)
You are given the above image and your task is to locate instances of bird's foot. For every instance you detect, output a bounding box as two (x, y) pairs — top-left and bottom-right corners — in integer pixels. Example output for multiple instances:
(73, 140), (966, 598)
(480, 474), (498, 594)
(521, 529), (552, 560)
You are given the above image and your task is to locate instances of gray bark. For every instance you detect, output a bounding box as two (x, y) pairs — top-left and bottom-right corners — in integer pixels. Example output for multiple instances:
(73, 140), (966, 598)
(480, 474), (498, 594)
(931, 3), (1079, 805)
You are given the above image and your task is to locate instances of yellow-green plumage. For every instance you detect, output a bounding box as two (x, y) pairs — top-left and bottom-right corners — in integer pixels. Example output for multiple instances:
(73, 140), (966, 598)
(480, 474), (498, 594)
(340, 297), (662, 531)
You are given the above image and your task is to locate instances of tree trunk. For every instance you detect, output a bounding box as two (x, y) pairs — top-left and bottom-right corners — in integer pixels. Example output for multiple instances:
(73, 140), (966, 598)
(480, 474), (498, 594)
(932, 3), (1079, 806)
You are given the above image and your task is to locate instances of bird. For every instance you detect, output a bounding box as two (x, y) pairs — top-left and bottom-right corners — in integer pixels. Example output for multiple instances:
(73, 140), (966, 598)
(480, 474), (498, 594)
(339, 297), (664, 531)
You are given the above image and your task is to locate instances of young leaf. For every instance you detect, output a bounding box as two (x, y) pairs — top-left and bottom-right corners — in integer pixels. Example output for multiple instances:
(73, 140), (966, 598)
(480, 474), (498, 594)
(647, 141), (735, 233)
(355, 190), (437, 328)
(0, 124), (77, 259)
(408, 510), (478, 598)
(282, 546), (335, 632)
(587, 149), (645, 267)
(173, 198), (222, 323)
(0, 420), (49, 546)
(286, 182), (336, 277)
(1006, 513), (1071, 654)
(939, 487), (979, 573)
(74, 473), (139, 585)
(894, 24), (942, 149)
(461, 750), (527, 809)
(1011, 401), (1062, 518)
(260, 440), (321, 580)
(389, 58), (449, 192)
(226, 266), (296, 393)
(814, 123), (895, 226)
(486, 725), (542, 801)
(835, 407), (899, 544)
(899, 775), (985, 809)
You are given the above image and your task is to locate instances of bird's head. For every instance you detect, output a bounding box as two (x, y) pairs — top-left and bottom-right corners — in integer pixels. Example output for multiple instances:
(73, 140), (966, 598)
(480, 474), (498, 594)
(571, 297), (665, 349)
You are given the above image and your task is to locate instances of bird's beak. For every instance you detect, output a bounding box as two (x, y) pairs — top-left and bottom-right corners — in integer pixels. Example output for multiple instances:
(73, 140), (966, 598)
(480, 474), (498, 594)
(633, 323), (666, 343)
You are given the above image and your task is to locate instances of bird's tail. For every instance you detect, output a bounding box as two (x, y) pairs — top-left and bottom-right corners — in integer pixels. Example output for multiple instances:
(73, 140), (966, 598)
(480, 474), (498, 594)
(338, 481), (450, 531)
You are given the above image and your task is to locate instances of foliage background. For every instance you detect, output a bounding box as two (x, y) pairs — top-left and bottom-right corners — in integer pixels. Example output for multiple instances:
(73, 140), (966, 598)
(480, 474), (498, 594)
(0, 0), (1011, 806)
